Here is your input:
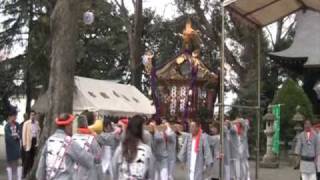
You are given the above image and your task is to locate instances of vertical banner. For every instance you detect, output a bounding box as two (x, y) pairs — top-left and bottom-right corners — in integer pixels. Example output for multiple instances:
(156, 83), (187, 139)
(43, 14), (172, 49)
(272, 104), (281, 154)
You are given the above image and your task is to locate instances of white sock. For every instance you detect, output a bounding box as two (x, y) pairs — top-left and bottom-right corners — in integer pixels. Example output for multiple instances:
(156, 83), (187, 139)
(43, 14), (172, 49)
(6, 167), (12, 180)
(17, 166), (23, 180)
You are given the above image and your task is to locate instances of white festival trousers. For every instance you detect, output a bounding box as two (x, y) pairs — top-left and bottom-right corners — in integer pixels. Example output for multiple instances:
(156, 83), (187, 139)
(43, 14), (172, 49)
(230, 159), (241, 180)
(224, 165), (231, 180)
(240, 158), (250, 180)
(301, 173), (317, 180)
(155, 158), (169, 180)
(168, 159), (175, 180)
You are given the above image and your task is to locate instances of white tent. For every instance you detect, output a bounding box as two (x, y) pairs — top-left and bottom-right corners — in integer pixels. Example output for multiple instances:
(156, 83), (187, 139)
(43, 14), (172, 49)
(33, 76), (156, 117)
(225, 0), (320, 27)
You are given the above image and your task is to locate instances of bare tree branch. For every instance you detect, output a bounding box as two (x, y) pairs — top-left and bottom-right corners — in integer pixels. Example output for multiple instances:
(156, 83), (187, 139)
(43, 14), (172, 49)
(266, 27), (275, 48)
(192, 0), (244, 74)
(281, 20), (296, 40)
(114, 0), (121, 9)
(113, 0), (130, 31)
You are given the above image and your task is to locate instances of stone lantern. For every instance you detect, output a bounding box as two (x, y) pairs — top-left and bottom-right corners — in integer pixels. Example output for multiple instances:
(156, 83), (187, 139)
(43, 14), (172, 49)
(291, 106), (305, 152)
(261, 106), (279, 168)
(292, 106), (305, 136)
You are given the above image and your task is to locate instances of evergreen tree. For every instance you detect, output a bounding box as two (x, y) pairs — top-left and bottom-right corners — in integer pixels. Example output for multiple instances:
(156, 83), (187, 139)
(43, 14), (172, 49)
(272, 79), (314, 143)
(0, 0), (50, 113)
(77, 0), (129, 80)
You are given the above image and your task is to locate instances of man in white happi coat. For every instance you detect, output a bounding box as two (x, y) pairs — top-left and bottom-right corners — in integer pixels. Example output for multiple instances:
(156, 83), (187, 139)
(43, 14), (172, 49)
(150, 120), (175, 180)
(228, 117), (249, 180)
(72, 115), (103, 180)
(223, 120), (232, 180)
(96, 116), (121, 178)
(178, 119), (213, 180)
(295, 120), (320, 180)
(36, 113), (99, 180)
(206, 122), (222, 180)
(238, 118), (251, 180)
(166, 119), (177, 180)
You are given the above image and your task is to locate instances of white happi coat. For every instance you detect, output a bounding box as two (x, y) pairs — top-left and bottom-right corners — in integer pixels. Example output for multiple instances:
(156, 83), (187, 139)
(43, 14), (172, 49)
(96, 131), (120, 175)
(239, 119), (250, 180)
(72, 133), (103, 180)
(207, 134), (220, 179)
(112, 142), (155, 180)
(178, 133), (213, 180)
(152, 129), (174, 180)
(295, 130), (320, 174)
(36, 129), (95, 180)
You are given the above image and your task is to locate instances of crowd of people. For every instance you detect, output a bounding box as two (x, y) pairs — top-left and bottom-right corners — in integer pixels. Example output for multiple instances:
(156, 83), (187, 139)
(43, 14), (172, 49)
(4, 109), (252, 180)
(4, 109), (40, 180)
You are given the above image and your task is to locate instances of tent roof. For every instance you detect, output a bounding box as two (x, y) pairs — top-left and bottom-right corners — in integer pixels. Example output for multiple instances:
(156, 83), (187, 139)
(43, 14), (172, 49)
(269, 10), (320, 68)
(225, 0), (320, 27)
(33, 76), (156, 117)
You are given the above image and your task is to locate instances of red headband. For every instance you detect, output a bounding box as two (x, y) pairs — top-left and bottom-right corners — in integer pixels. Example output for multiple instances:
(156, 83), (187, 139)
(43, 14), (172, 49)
(118, 118), (129, 126)
(55, 114), (75, 126)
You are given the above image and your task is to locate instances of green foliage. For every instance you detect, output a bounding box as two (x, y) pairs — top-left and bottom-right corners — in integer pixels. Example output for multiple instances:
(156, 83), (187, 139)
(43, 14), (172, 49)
(0, 0), (50, 114)
(0, 55), (24, 118)
(197, 106), (212, 123)
(272, 79), (314, 142)
(77, 0), (129, 80)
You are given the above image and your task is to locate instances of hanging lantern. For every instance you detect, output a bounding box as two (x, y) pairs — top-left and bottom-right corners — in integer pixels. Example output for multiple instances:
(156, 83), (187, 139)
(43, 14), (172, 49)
(83, 11), (95, 25)
(313, 81), (320, 99)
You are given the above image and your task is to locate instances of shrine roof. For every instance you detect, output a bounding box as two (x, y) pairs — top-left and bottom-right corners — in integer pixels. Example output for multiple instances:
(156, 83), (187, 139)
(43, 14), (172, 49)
(269, 10), (320, 68)
(156, 52), (218, 83)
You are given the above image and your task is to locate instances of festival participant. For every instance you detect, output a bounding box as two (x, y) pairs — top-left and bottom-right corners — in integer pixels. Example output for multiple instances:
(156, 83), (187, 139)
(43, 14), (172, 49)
(223, 118), (232, 180)
(238, 118), (251, 180)
(228, 118), (242, 180)
(36, 113), (98, 180)
(5, 108), (23, 180)
(166, 118), (177, 180)
(206, 122), (221, 180)
(175, 119), (188, 155)
(150, 119), (175, 180)
(178, 119), (213, 180)
(295, 120), (320, 180)
(22, 110), (41, 177)
(20, 113), (28, 175)
(112, 115), (155, 180)
(142, 119), (153, 147)
(72, 115), (103, 180)
(96, 115), (121, 178)
(117, 117), (129, 141)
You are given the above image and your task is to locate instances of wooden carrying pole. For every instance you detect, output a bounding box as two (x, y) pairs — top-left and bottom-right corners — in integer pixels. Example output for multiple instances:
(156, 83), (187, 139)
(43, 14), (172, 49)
(219, 2), (225, 180)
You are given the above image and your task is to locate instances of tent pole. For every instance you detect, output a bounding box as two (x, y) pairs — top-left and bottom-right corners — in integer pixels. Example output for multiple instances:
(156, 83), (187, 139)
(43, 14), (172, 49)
(255, 28), (262, 180)
(219, 2), (225, 180)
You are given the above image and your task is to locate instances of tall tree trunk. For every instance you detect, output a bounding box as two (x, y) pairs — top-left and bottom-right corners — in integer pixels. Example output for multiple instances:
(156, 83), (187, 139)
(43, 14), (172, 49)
(27, 0), (80, 179)
(25, 0), (34, 114)
(25, 69), (32, 114)
(128, 0), (143, 90)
